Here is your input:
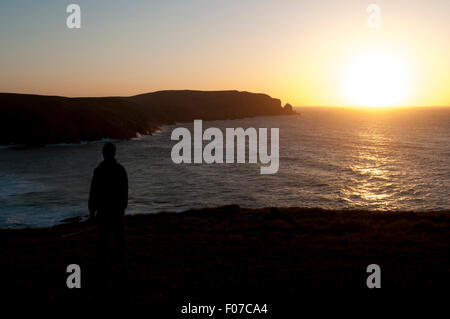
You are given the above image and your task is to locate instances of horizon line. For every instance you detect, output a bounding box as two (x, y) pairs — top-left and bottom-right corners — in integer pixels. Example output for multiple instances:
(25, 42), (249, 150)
(0, 90), (449, 108)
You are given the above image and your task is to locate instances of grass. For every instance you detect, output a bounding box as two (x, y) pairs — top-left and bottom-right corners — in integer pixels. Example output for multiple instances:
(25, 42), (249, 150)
(1, 205), (449, 302)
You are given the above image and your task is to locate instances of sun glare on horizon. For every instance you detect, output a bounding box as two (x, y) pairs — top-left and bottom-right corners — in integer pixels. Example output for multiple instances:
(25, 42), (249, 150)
(341, 49), (412, 108)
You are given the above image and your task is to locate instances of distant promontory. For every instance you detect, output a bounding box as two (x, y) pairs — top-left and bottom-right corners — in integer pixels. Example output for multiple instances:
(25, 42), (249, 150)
(0, 90), (296, 145)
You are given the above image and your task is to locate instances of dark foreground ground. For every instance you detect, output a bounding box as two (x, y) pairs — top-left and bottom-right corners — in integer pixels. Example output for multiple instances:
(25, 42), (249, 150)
(1, 205), (449, 309)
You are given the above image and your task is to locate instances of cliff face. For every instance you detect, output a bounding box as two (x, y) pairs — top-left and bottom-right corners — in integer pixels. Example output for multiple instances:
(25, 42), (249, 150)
(0, 90), (296, 144)
(128, 90), (291, 123)
(0, 94), (156, 144)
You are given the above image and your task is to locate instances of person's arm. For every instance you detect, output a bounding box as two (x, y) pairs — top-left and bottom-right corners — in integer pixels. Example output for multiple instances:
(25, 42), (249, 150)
(88, 169), (98, 219)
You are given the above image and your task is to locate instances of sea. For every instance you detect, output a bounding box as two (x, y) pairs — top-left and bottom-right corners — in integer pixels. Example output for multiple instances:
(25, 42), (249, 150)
(0, 107), (449, 228)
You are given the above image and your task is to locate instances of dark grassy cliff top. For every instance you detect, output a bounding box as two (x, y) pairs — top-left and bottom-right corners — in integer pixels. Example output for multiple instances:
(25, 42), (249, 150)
(1, 205), (449, 301)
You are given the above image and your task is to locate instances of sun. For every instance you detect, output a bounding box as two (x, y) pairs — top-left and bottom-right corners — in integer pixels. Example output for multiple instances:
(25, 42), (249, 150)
(341, 49), (411, 107)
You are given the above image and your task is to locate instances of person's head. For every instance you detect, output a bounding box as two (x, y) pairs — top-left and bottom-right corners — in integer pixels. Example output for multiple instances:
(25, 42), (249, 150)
(102, 142), (116, 160)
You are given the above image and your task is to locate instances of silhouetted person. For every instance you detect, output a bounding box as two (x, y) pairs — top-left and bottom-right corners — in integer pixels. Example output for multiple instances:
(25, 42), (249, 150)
(89, 142), (128, 265)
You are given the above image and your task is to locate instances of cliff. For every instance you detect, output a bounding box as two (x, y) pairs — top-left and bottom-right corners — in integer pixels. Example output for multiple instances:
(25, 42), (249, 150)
(0, 90), (295, 144)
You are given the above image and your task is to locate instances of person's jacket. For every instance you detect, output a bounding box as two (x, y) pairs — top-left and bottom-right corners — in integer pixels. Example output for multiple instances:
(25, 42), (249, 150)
(89, 158), (128, 214)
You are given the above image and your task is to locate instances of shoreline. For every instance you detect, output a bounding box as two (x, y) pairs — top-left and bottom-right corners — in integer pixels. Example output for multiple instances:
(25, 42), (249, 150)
(1, 205), (449, 300)
(3, 203), (448, 230)
(0, 113), (297, 150)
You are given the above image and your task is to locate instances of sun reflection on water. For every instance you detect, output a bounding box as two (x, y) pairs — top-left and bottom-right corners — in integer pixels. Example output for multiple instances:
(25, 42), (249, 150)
(341, 129), (399, 209)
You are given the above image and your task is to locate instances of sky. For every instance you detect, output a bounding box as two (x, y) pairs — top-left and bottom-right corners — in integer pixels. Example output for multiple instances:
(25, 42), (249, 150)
(0, 0), (449, 106)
